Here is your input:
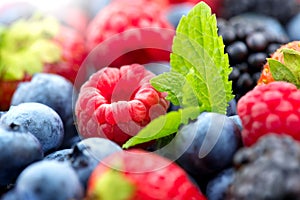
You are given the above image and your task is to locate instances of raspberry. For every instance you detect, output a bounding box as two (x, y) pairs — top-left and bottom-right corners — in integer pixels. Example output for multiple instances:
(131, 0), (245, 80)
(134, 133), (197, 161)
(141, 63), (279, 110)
(75, 64), (169, 146)
(237, 81), (300, 146)
(86, 0), (174, 67)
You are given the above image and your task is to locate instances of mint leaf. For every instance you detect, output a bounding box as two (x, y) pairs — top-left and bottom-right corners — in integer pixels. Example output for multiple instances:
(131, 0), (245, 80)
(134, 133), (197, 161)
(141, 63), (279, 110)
(268, 58), (299, 87)
(123, 2), (233, 148)
(150, 72), (186, 106)
(152, 2), (233, 112)
(122, 107), (200, 149)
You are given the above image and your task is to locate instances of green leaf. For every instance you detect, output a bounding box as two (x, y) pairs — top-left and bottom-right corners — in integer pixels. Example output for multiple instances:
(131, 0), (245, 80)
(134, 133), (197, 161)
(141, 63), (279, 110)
(122, 107), (200, 149)
(123, 2), (233, 148)
(152, 2), (233, 112)
(268, 58), (299, 87)
(150, 72), (186, 106)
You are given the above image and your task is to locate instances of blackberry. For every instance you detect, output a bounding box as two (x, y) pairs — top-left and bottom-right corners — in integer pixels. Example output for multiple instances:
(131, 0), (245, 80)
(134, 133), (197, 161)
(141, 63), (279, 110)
(220, 0), (300, 25)
(226, 134), (300, 200)
(217, 14), (289, 100)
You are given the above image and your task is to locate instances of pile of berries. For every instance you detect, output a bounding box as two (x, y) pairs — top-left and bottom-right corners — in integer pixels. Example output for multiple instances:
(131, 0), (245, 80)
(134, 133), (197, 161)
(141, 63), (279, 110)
(2, 0), (300, 199)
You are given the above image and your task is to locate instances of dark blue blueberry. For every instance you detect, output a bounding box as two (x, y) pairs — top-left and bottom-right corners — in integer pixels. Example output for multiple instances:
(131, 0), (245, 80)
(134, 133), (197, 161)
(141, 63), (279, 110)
(206, 168), (235, 200)
(44, 149), (72, 162)
(70, 138), (122, 188)
(0, 102), (64, 153)
(167, 103), (181, 112)
(0, 124), (43, 187)
(161, 112), (242, 181)
(11, 73), (76, 149)
(45, 137), (122, 189)
(229, 115), (243, 132)
(11, 160), (84, 200)
(1, 190), (19, 200)
(226, 99), (237, 116)
(144, 62), (170, 75)
(287, 12), (300, 41)
(166, 3), (193, 28)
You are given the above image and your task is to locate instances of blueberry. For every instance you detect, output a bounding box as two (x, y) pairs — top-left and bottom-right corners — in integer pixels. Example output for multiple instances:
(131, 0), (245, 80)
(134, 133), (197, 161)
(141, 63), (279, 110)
(226, 99), (237, 116)
(161, 112), (242, 181)
(229, 115), (243, 132)
(206, 168), (235, 200)
(45, 138), (122, 189)
(71, 138), (122, 187)
(0, 102), (64, 153)
(166, 3), (193, 28)
(144, 62), (170, 75)
(9, 160), (84, 200)
(44, 149), (72, 162)
(11, 73), (76, 148)
(167, 103), (181, 112)
(0, 125), (43, 187)
(287, 12), (300, 40)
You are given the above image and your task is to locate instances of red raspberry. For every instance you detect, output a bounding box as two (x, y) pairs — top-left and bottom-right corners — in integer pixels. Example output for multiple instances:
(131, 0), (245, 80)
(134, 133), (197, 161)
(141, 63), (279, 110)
(86, 0), (174, 67)
(237, 81), (300, 146)
(75, 64), (169, 146)
(87, 149), (206, 200)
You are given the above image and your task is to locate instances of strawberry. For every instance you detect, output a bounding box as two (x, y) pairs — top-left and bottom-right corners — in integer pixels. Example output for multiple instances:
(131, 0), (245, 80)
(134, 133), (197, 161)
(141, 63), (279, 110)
(87, 149), (206, 200)
(0, 15), (87, 110)
(257, 41), (300, 85)
(75, 64), (169, 146)
(237, 81), (300, 146)
(86, 0), (174, 67)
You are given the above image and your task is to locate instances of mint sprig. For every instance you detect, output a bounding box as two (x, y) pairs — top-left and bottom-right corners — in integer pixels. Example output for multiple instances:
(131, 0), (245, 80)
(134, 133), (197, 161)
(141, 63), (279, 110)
(268, 48), (300, 87)
(123, 2), (233, 149)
